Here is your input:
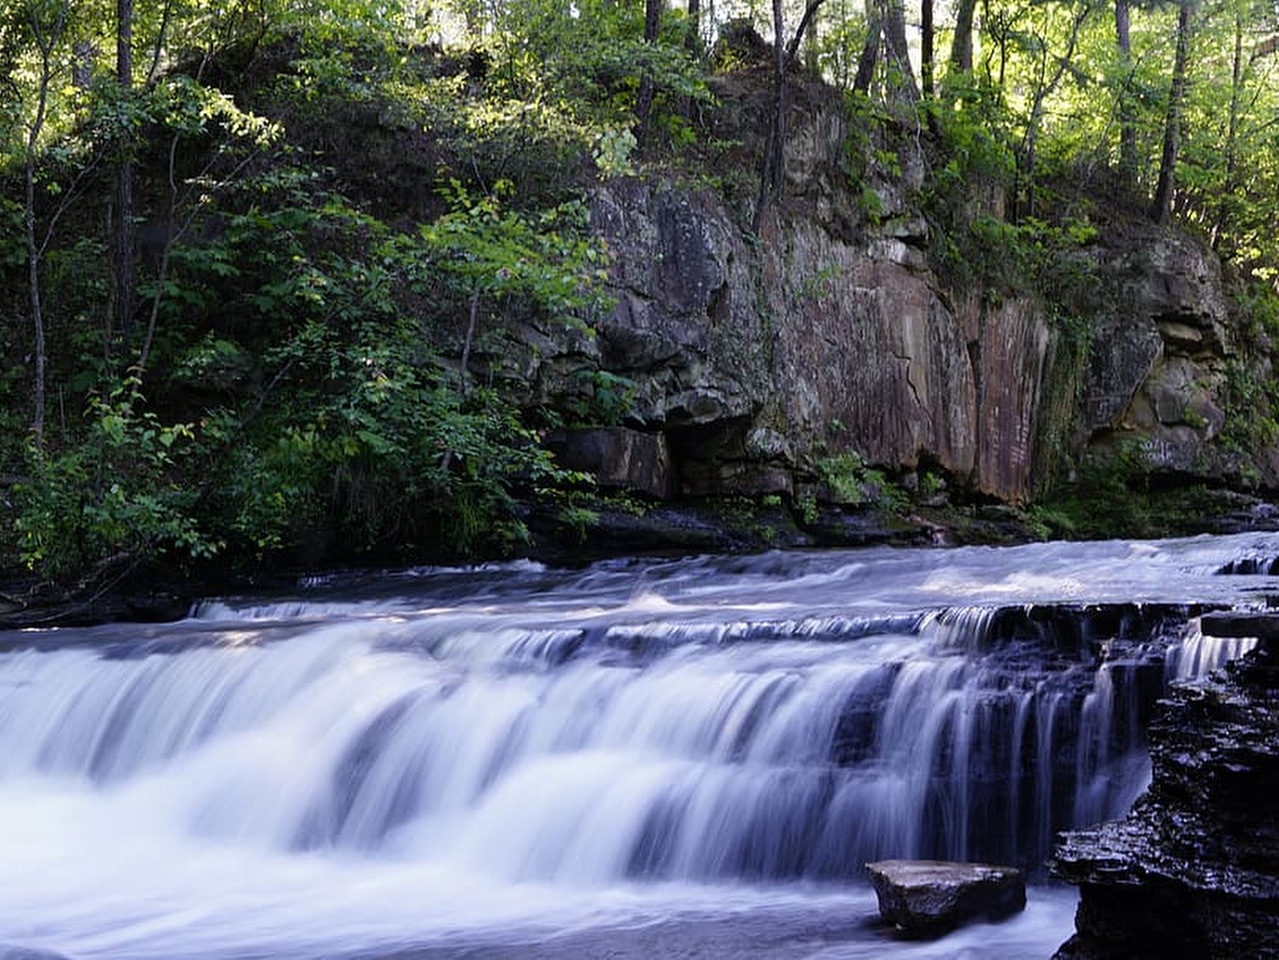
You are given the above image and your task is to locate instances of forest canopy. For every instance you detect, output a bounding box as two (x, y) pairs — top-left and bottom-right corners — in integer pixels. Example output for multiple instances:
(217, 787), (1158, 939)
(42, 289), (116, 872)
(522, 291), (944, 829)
(3, 0), (1279, 582)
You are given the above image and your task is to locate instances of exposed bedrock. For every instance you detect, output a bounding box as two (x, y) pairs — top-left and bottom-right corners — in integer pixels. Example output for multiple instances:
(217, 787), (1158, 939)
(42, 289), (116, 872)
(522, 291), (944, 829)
(585, 174), (1050, 503)
(1050, 634), (1279, 959)
(508, 84), (1273, 507)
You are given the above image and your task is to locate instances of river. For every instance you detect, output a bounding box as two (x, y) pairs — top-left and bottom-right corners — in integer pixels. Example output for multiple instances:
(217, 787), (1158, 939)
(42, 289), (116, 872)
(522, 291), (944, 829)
(0, 533), (1274, 959)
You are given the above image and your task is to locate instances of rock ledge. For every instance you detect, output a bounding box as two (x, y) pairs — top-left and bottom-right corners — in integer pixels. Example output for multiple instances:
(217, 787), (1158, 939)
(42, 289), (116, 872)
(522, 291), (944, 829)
(1050, 640), (1279, 959)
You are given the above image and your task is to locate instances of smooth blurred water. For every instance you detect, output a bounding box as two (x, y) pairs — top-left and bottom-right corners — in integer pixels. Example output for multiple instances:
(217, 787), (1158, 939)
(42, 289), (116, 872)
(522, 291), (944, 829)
(0, 533), (1274, 959)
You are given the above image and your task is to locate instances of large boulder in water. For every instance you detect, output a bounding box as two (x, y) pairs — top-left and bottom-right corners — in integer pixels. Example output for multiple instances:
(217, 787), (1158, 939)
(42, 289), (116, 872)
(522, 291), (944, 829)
(865, 859), (1027, 937)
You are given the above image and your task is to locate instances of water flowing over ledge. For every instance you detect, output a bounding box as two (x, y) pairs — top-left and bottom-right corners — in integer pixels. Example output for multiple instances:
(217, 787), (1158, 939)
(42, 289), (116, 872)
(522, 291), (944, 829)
(0, 533), (1276, 959)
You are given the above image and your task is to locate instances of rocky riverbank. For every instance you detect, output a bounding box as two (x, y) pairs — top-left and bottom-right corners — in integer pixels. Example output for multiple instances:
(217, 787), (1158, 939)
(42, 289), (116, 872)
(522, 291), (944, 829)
(6, 490), (1279, 631)
(1050, 624), (1279, 959)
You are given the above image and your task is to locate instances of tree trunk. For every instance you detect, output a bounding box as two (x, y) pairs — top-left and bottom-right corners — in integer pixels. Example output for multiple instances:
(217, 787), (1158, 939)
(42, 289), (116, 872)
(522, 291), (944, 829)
(687, 0), (700, 48)
(458, 288), (481, 397)
(754, 0), (787, 230)
(1214, 5), (1244, 245)
(950, 0), (978, 73)
(786, 0), (828, 67)
(883, 0), (918, 102)
(146, 0), (174, 84)
(853, 0), (881, 93)
(26, 123), (48, 449)
(72, 39), (94, 88)
(921, 0), (934, 96)
(1115, 0), (1138, 185)
(1151, 0), (1192, 225)
(23, 4), (68, 447)
(634, 0), (663, 147)
(116, 0), (136, 336)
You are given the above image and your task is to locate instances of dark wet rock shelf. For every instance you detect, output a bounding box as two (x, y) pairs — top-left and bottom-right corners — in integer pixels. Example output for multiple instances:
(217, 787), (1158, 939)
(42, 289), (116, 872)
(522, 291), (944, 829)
(1050, 630), (1279, 959)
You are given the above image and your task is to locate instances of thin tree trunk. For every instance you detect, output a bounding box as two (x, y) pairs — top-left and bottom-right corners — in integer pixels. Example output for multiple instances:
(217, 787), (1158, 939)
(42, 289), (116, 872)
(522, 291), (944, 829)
(993, 0), (1011, 88)
(116, 0), (136, 336)
(921, 0), (934, 96)
(786, 0), (828, 66)
(1151, 0), (1192, 225)
(23, 4), (67, 448)
(26, 134), (47, 448)
(443, 287), (483, 475)
(146, 0), (174, 84)
(1115, 0), (1138, 184)
(458, 288), (481, 397)
(1019, 3), (1088, 218)
(634, 0), (663, 147)
(754, 0), (787, 230)
(1214, 5), (1244, 245)
(883, 0), (918, 103)
(135, 138), (179, 382)
(688, 0), (700, 48)
(136, 139), (256, 389)
(950, 0), (978, 73)
(853, 0), (881, 93)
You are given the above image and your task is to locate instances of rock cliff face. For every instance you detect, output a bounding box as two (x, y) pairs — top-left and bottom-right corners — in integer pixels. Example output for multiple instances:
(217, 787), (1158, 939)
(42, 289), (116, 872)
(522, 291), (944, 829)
(521, 77), (1274, 509)
(580, 136), (1057, 502)
(1078, 228), (1263, 483)
(1050, 640), (1279, 959)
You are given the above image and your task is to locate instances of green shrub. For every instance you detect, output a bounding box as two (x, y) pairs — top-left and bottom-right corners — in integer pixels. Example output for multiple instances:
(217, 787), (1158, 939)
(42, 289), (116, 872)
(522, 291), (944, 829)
(15, 379), (216, 576)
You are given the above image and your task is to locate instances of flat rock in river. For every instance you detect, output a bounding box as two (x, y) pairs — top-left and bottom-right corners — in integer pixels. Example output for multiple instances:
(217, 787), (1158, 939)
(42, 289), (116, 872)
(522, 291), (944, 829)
(865, 859), (1027, 937)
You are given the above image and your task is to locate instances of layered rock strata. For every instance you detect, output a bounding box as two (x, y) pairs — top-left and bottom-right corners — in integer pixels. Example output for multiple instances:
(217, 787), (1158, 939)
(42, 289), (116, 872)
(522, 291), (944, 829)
(1050, 630), (1279, 959)
(512, 80), (1274, 506)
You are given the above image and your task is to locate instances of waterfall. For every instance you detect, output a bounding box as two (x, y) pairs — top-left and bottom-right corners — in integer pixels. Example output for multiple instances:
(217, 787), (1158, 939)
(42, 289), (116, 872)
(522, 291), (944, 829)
(1167, 618), (1259, 680)
(2, 532), (1277, 959)
(0, 604), (1188, 879)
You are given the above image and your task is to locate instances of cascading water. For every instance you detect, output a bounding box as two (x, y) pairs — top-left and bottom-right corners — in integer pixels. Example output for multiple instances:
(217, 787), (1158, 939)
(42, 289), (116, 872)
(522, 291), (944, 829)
(0, 534), (1275, 959)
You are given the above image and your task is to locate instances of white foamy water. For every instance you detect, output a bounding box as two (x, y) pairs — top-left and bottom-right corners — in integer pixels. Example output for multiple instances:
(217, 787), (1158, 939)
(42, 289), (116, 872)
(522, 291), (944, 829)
(1, 532), (1277, 958)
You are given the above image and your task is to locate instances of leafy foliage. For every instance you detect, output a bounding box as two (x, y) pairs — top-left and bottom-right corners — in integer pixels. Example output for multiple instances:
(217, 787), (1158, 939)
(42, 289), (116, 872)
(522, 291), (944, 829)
(816, 452), (906, 512)
(15, 379), (214, 575)
(4, 0), (1279, 581)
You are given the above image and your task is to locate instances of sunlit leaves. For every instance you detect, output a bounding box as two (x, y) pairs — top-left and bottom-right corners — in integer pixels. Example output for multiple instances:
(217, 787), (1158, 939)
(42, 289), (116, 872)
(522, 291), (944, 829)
(14, 377), (217, 573)
(418, 179), (610, 323)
